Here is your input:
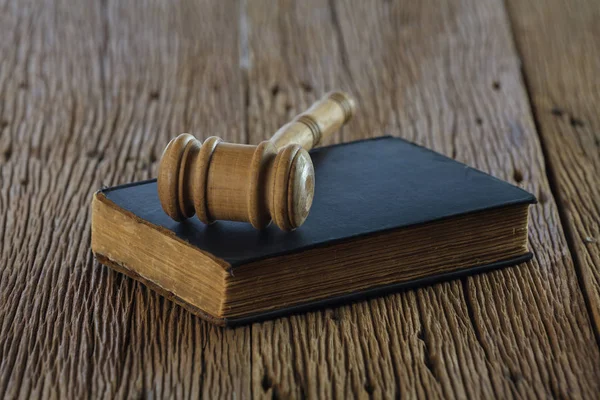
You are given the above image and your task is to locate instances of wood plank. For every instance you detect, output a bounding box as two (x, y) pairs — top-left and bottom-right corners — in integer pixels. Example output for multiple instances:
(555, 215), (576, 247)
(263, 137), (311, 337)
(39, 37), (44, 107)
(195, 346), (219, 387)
(1, 0), (599, 398)
(0, 0), (251, 398)
(245, 0), (600, 398)
(506, 0), (600, 342)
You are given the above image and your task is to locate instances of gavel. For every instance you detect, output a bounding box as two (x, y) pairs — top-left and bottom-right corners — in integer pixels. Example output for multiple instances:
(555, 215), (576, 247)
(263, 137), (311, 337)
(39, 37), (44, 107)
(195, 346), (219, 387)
(157, 91), (356, 231)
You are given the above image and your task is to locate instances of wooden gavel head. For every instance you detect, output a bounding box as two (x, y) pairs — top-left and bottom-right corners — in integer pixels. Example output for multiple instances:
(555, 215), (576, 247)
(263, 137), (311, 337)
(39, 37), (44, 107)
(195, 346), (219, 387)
(157, 91), (355, 231)
(158, 135), (314, 231)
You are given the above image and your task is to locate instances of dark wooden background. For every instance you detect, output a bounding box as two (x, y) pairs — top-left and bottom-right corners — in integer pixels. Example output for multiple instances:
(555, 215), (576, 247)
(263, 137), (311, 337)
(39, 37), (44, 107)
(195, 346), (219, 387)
(1, 0), (598, 398)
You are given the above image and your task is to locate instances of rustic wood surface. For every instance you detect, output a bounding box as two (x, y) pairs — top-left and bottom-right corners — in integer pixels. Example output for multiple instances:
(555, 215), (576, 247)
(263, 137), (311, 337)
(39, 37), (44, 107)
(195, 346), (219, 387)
(506, 0), (600, 344)
(0, 0), (598, 398)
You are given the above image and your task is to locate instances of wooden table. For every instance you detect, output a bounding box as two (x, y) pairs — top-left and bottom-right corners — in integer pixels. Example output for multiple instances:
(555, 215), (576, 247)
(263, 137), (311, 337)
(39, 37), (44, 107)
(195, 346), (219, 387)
(1, 0), (598, 398)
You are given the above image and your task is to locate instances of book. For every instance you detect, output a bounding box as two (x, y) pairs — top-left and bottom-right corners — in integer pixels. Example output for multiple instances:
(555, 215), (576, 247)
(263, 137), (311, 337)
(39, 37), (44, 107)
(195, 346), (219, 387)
(91, 136), (536, 326)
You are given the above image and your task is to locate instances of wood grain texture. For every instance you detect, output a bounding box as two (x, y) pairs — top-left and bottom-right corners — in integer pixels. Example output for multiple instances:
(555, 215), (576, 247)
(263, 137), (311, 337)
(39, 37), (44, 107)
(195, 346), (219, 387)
(0, 0), (599, 399)
(0, 0), (252, 398)
(506, 0), (600, 343)
(245, 0), (600, 398)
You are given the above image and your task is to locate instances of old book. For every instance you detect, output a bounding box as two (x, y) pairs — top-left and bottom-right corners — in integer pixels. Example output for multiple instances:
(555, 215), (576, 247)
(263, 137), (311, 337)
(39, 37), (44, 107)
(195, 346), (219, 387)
(91, 136), (536, 326)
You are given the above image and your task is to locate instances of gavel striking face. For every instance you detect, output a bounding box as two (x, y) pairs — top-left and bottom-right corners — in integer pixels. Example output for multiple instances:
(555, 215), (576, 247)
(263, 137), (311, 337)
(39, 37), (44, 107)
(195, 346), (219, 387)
(158, 92), (356, 231)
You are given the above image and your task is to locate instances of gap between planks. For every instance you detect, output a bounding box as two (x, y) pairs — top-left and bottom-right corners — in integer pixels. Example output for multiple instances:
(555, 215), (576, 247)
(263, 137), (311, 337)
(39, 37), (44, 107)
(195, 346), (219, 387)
(505, 0), (600, 349)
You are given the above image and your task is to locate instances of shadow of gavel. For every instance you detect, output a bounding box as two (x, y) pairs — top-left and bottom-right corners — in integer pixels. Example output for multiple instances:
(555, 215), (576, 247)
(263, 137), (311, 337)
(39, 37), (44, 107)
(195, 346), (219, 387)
(158, 91), (356, 231)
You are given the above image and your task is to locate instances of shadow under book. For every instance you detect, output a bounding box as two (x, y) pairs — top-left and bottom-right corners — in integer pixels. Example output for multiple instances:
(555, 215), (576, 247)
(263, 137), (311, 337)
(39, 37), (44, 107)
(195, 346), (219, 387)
(91, 136), (536, 326)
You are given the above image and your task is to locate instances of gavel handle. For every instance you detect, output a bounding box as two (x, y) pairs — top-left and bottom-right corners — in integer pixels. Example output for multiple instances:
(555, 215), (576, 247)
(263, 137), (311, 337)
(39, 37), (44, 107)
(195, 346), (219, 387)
(269, 91), (356, 151)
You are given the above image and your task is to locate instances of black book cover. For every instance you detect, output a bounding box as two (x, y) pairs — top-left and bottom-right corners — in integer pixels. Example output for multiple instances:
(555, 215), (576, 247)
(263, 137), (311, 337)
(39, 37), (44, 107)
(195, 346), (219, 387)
(95, 136), (536, 325)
